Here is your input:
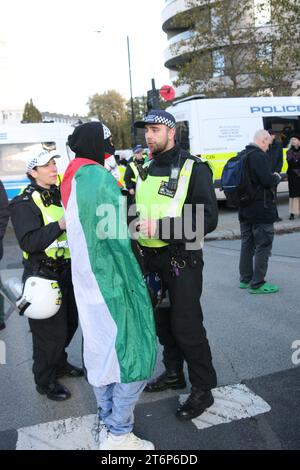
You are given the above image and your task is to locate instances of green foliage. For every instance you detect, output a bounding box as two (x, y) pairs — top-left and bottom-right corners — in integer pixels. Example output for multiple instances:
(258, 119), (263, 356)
(172, 0), (300, 97)
(22, 99), (42, 123)
(87, 90), (148, 148)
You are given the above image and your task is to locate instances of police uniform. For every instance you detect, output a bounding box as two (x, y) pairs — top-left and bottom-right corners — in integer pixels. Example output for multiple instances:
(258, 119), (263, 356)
(124, 155), (147, 192)
(9, 183), (80, 391)
(134, 109), (219, 420)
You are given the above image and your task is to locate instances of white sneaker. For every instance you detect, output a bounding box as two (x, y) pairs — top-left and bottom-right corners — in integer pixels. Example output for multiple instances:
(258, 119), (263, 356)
(99, 432), (155, 450)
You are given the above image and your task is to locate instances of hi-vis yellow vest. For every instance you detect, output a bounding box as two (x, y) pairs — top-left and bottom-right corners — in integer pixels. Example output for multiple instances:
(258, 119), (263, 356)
(23, 190), (70, 260)
(136, 159), (194, 248)
(129, 160), (139, 183)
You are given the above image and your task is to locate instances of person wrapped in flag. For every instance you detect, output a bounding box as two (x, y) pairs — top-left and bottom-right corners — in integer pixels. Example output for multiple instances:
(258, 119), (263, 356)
(61, 122), (157, 451)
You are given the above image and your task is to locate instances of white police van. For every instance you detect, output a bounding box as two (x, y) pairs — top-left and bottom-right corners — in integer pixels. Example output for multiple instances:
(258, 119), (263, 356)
(0, 123), (74, 199)
(167, 95), (300, 199)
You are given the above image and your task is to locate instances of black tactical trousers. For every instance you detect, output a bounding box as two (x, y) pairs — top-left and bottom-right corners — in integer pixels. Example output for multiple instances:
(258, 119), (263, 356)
(145, 248), (217, 391)
(25, 265), (78, 387)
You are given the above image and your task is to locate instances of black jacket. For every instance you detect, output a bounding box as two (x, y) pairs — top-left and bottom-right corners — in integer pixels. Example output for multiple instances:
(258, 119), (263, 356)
(139, 146), (218, 246)
(9, 183), (64, 269)
(124, 156), (147, 190)
(239, 144), (280, 224)
(0, 180), (9, 260)
(267, 141), (283, 173)
(287, 146), (300, 198)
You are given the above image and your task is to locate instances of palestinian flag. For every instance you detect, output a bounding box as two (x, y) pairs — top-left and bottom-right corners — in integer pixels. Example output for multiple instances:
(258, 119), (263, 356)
(61, 158), (157, 387)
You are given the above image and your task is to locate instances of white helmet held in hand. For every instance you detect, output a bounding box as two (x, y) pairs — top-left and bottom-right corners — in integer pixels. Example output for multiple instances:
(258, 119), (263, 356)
(16, 277), (62, 319)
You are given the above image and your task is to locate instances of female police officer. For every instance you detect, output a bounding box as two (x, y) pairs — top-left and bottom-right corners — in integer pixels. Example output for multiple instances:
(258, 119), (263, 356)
(9, 149), (83, 401)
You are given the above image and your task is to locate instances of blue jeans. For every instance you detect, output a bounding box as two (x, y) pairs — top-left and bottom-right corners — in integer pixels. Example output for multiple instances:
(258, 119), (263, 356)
(93, 381), (146, 436)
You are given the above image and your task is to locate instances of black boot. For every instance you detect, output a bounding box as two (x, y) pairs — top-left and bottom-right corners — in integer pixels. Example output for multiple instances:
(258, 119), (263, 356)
(36, 381), (71, 401)
(289, 214), (294, 220)
(144, 370), (186, 393)
(176, 388), (214, 420)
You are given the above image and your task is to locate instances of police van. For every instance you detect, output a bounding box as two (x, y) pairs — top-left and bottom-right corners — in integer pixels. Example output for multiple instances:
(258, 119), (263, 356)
(167, 95), (300, 199)
(0, 123), (74, 199)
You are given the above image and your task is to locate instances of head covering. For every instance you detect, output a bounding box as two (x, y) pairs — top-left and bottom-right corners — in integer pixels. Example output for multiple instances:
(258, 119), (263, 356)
(102, 124), (115, 156)
(68, 122), (105, 165)
(26, 149), (60, 172)
(134, 109), (176, 129)
(291, 133), (300, 141)
(133, 144), (143, 154)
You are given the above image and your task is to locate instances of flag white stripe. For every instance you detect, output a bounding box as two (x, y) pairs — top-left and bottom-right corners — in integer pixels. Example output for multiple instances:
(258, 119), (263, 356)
(66, 178), (120, 386)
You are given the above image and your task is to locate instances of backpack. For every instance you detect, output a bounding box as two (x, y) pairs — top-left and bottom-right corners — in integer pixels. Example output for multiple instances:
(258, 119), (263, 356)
(221, 149), (257, 207)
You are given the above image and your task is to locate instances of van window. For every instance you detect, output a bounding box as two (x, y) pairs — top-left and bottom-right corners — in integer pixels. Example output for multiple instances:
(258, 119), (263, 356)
(175, 121), (190, 151)
(263, 116), (300, 147)
(0, 142), (57, 176)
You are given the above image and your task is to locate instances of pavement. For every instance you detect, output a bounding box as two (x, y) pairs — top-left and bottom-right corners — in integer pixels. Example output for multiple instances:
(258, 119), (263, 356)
(1, 192), (300, 453)
(205, 193), (300, 241)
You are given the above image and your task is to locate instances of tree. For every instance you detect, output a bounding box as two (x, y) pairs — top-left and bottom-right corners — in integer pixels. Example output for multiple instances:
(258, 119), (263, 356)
(22, 99), (42, 123)
(87, 90), (131, 148)
(172, 0), (300, 97)
(87, 90), (149, 148)
(251, 0), (300, 95)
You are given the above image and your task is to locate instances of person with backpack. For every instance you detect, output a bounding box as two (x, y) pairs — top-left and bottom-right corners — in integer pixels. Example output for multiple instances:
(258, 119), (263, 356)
(237, 130), (281, 294)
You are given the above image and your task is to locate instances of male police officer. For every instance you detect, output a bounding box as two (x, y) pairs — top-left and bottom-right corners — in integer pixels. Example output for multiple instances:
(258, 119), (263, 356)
(124, 145), (147, 198)
(134, 110), (218, 420)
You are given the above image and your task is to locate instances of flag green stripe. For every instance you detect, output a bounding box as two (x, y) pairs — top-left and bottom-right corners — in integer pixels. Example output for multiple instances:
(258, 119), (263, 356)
(75, 164), (157, 383)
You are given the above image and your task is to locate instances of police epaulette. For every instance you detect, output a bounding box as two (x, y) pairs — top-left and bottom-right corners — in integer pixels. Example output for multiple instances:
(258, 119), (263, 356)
(189, 155), (202, 164)
(21, 185), (35, 201)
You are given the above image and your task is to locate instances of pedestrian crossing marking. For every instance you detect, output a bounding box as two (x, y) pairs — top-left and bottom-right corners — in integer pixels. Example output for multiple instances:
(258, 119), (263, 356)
(180, 383), (271, 430)
(16, 414), (98, 450)
(15, 384), (271, 450)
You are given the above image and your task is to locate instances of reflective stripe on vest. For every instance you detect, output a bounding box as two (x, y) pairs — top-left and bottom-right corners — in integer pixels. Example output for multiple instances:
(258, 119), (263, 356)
(23, 190), (70, 260)
(129, 161), (139, 183)
(136, 159), (194, 248)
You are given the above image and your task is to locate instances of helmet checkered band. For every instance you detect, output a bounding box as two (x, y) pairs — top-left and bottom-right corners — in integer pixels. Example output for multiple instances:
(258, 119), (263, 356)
(102, 124), (111, 140)
(144, 114), (176, 128)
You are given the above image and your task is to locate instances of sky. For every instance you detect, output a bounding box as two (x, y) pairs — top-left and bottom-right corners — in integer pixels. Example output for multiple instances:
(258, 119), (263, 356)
(0, 0), (170, 116)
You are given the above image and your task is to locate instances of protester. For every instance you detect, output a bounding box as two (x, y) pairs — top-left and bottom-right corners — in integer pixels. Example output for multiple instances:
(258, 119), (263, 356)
(134, 109), (218, 421)
(239, 130), (281, 294)
(0, 180), (9, 331)
(9, 150), (83, 400)
(286, 134), (300, 220)
(61, 122), (157, 450)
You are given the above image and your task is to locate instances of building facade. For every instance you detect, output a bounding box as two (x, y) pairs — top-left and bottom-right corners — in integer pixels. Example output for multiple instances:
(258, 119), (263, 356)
(162, 0), (300, 97)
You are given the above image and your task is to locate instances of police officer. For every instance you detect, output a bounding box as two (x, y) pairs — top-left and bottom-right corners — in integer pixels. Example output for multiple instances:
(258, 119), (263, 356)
(124, 145), (147, 199)
(134, 109), (218, 421)
(9, 149), (83, 401)
(0, 179), (9, 330)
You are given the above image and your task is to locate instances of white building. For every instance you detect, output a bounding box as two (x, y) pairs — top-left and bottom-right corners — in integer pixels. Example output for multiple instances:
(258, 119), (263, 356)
(162, 0), (299, 97)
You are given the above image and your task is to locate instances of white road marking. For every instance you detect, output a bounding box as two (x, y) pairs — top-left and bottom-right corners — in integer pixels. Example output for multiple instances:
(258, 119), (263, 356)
(179, 383), (271, 430)
(16, 414), (98, 450)
(15, 384), (271, 450)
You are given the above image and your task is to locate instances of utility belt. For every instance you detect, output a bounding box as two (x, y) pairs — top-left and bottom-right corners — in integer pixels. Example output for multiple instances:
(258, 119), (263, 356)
(40, 257), (71, 274)
(140, 244), (203, 278)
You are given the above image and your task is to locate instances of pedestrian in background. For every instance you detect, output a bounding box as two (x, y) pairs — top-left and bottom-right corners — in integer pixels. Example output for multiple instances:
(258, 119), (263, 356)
(0, 180), (9, 331)
(267, 130), (283, 222)
(286, 134), (300, 220)
(239, 130), (281, 294)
